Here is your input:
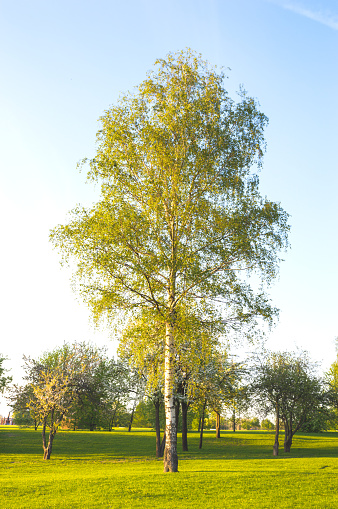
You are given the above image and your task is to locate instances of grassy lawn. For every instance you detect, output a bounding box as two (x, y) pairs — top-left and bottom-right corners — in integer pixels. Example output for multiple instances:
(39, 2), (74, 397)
(1, 426), (338, 508)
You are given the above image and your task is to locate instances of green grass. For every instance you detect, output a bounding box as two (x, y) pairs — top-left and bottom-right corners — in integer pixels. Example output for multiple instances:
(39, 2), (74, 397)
(1, 426), (338, 508)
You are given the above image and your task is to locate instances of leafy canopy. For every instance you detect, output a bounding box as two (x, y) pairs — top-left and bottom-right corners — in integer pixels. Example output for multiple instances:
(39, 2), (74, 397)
(50, 49), (289, 333)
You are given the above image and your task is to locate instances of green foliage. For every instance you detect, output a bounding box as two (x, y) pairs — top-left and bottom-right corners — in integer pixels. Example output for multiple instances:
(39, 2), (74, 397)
(133, 399), (165, 429)
(12, 408), (35, 428)
(325, 346), (338, 428)
(261, 418), (275, 430)
(0, 355), (12, 399)
(50, 47), (289, 348)
(252, 350), (324, 451)
(9, 342), (112, 457)
(241, 417), (260, 430)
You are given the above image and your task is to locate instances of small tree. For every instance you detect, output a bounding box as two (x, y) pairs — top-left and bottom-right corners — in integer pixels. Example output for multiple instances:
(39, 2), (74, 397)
(252, 350), (323, 455)
(10, 343), (101, 459)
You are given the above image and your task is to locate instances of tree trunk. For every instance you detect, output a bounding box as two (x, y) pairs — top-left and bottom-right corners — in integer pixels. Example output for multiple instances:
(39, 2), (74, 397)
(109, 400), (119, 430)
(181, 400), (188, 451)
(159, 430), (166, 457)
(42, 417), (56, 460)
(284, 418), (293, 452)
(163, 318), (178, 472)
(284, 432), (293, 452)
(198, 416), (202, 432)
(128, 405), (135, 432)
(43, 430), (55, 460)
(199, 400), (206, 449)
(273, 404), (279, 456)
(154, 399), (161, 458)
(216, 411), (221, 439)
(175, 399), (180, 431)
(232, 410), (236, 432)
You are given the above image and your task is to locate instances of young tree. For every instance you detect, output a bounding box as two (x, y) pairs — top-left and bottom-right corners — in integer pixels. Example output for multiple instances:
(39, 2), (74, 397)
(252, 350), (323, 454)
(50, 49), (289, 472)
(10, 343), (101, 459)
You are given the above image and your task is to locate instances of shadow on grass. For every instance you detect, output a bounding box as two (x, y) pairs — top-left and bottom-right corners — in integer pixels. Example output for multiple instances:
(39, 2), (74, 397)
(1, 427), (338, 461)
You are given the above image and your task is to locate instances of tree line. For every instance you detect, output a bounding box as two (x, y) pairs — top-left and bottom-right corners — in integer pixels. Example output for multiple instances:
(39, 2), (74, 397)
(3, 341), (338, 460)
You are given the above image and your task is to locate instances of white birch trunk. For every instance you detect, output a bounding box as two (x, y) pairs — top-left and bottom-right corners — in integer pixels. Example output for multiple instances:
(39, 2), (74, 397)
(163, 318), (178, 472)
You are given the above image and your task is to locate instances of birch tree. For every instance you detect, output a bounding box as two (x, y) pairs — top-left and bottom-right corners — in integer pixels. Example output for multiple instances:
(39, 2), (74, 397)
(50, 49), (289, 472)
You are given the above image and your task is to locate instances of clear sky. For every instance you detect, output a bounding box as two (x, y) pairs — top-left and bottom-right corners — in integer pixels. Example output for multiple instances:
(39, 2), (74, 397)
(1, 0), (337, 415)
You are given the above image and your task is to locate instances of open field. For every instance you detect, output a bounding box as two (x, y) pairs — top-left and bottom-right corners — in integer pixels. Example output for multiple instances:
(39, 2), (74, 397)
(1, 426), (338, 508)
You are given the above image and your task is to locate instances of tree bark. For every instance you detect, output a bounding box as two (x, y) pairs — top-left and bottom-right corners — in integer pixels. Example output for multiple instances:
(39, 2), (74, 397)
(216, 411), (221, 439)
(43, 430), (55, 460)
(273, 404), (279, 456)
(163, 318), (178, 472)
(284, 417), (293, 452)
(181, 400), (188, 451)
(42, 415), (56, 460)
(232, 409), (236, 432)
(199, 400), (206, 449)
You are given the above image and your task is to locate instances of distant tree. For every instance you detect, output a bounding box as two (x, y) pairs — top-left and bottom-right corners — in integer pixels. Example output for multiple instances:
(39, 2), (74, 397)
(99, 358), (131, 431)
(12, 408), (35, 427)
(226, 371), (250, 432)
(241, 417), (259, 430)
(0, 355), (12, 404)
(325, 342), (338, 428)
(252, 350), (323, 455)
(261, 418), (275, 430)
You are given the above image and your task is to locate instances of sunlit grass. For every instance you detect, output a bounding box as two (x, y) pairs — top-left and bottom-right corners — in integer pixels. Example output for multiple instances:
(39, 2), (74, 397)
(1, 426), (338, 508)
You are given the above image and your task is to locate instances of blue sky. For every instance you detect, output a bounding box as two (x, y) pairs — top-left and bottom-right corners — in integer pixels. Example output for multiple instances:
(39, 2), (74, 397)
(0, 0), (337, 414)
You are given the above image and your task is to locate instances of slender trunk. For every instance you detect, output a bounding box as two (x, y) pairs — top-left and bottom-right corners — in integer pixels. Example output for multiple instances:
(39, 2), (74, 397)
(43, 429), (56, 460)
(232, 409), (236, 432)
(199, 400), (206, 449)
(89, 418), (96, 432)
(108, 401), (119, 431)
(164, 318), (178, 472)
(198, 416), (202, 432)
(284, 417), (293, 452)
(216, 411), (221, 439)
(42, 417), (48, 456)
(273, 403), (280, 456)
(128, 405), (136, 432)
(159, 430), (166, 457)
(42, 411), (57, 460)
(175, 399), (180, 431)
(181, 400), (188, 451)
(155, 400), (161, 458)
